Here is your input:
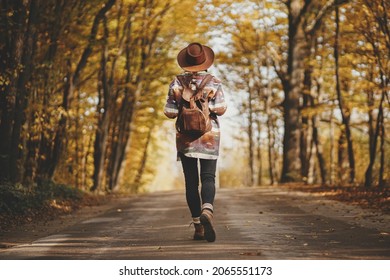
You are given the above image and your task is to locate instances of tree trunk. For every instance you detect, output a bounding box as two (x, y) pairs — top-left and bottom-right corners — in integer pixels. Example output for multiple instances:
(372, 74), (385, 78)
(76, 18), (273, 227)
(329, 105), (336, 185)
(312, 60), (327, 185)
(82, 133), (94, 189)
(364, 75), (386, 188)
(312, 114), (327, 185)
(74, 89), (81, 189)
(34, 0), (66, 182)
(263, 45), (277, 186)
(364, 81), (375, 187)
(265, 94), (277, 185)
(281, 0), (306, 183)
(338, 129), (349, 183)
(300, 66), (313, 183)
(280, 0), (349, 183)
(10, 0), (39, 182)
(91, 16), (111, 192)
(334, 5), (355, 184)
(256, 118), (262, 186)
(133, 126), (153, 187)
(378, 101), (385, 188)
(0, 0), (29, 182)
(109, 84), (141, 191)
(247, 88), (255, 186)
(307, 137), (316, 184)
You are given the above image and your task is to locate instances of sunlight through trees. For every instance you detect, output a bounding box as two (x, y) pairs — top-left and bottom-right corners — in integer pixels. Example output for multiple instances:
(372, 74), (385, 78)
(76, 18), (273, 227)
(0, 0), (388, 194)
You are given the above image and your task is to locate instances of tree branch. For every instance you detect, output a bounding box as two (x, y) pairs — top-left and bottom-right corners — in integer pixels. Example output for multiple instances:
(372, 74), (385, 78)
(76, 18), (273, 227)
(73, 0), (116, 86)
(306, 0), (350, 36)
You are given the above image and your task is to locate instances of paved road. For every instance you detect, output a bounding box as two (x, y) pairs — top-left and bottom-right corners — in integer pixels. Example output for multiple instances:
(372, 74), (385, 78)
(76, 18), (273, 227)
(0, 187), (389, 259)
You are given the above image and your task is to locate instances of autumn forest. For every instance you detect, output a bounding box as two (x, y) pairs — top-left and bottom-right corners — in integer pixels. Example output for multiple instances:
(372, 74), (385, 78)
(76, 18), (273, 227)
(0, 0), (389, 203)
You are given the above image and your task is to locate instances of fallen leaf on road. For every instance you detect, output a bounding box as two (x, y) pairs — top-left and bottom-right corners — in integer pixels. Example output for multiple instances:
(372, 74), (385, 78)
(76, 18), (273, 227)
(285, 235), (297, 240)
(239, 251), (262, 256)
(324, 228), (335, 233)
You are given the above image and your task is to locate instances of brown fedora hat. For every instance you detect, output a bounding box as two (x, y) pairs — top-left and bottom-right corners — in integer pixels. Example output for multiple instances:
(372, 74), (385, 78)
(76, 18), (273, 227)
(177, 42), (215, 72)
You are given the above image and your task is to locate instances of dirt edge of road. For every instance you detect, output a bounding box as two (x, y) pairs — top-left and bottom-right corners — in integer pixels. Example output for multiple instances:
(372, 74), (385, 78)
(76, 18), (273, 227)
(0, 194), (132, 249)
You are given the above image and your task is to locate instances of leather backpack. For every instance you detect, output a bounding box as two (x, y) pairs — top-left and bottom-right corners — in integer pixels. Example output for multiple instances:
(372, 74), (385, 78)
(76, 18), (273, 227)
(174, 74), (214, 136)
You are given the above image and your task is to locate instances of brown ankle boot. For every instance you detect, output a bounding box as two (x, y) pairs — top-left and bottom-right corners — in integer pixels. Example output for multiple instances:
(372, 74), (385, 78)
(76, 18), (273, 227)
(200, 209), (216, 242)
(193, 223), (204, 240)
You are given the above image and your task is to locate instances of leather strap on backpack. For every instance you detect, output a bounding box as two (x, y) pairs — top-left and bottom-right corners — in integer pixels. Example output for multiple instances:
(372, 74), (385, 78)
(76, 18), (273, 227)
(196, 74), (213, 100)
(175, 74), (213, 102)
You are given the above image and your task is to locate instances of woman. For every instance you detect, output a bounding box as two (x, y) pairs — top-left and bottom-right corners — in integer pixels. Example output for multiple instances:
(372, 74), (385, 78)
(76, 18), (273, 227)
(164, 42), (227, 242)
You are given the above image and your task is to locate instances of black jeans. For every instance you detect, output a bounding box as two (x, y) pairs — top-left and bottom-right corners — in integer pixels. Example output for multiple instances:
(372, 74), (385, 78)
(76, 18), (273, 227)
(179, 153), (217, 218)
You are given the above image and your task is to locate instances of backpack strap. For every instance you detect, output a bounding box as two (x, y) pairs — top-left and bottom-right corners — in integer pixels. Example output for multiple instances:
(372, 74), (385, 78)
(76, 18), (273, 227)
(198, 74), (213, 90)
(195, 74), (213, 100)
(176, 75), (189, 89)
(174, 75), (185, 103)
(175, 74), (213, 102)
(175, 75), (194, 102)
